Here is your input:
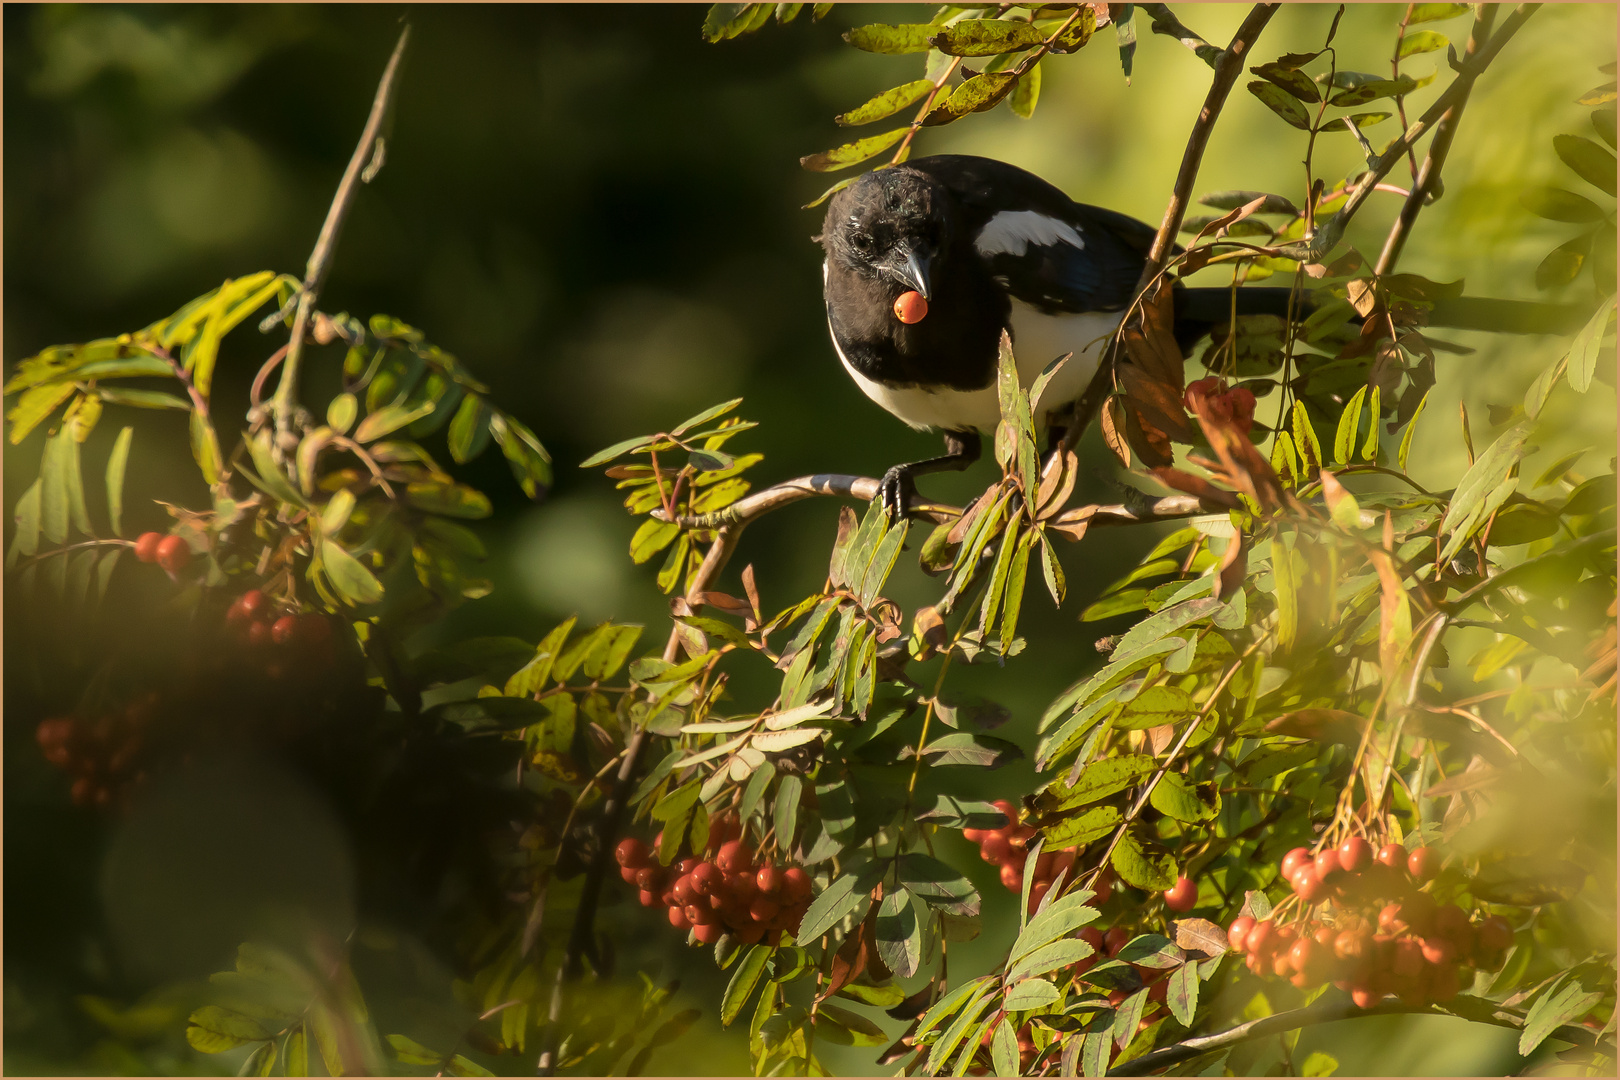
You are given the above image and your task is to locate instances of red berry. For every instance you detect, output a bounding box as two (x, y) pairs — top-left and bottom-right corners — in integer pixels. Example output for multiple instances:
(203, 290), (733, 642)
(271, 616), (299, 646)
(297, 613), (334, 646)
(1163, 876), (1197, 912)
(133, 532), (163, 563)
(1280, 847), (1311, 880)
(668, 905), (691, 930)
(1338, 836), (1372, 873)
(999, 862), (1023, 891)
(980, 833), (1012, 863)
(716, 840), (753, 874)
(619, 866), (640, 884)
(227, 589), (268, 623)
(893, 290), (928, 324)
(693, 922), (723, 944)
(635, 866), (663, 891)
(1351, 987), (1380, 1009)
(1432, 904), (1468, 939)
(1314, 849), (1342, 879)
(1376, 843), (1407, 870)
(616, 838), (649, 867)
(1224, 387), (1258, 434)
(1227, 916), (1255, 953)
(1407, 846), (1440, 881)
(246, 620), (272, 648)
(756, 866), (781, 895)
(638, 889), (658, 907)
(689, 861), (720, 895)
(1247, 921), (1277, 956)
(1477, 916), (1514, 953)
(1392, 939), (1424, 978)
(1335, 929), (1370, 963)
(1184, 377), (1223, 412)
(728, 871), (757, 902)
(672, 876), (698, 906)
(1426, 963), (1461, 1002)
(155, 535), (190, 573)
(685, 904), (714, 926)
(1291, 865), (1325, 902)
(736, 924), (766, 944)
(1103, 927), (1131, 958)
(1421, 937), (1456, 966)
(749, 897), (780, 924)
(781, 867), (812, 904)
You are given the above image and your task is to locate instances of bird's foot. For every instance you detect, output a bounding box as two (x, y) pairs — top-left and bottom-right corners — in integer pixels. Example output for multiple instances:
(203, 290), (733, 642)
(876, 464), (917, 523)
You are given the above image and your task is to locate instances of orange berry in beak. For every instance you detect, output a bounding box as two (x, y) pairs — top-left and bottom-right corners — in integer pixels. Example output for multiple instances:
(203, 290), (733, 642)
(894, 290), (928, 324)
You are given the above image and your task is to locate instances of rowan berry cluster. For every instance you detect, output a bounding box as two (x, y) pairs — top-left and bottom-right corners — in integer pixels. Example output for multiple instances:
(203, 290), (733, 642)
(223, 588), (336, 678)
(133, 531), (192, 576)
(615, 816), (813, 947)
(965, 801), (1116, 915)
(1226, 838), (1515, 1007)
(34, 691), (158, 809)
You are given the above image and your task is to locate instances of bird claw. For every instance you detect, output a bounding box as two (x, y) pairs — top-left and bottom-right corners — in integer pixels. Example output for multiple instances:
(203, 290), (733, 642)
(876, 465), (916, 523)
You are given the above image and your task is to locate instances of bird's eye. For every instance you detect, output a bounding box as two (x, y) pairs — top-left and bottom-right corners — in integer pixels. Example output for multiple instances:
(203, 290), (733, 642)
(851, 233), (873, 254)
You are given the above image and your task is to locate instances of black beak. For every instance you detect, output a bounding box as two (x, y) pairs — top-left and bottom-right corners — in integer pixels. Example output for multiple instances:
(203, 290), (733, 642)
(892, 247), (932, 300)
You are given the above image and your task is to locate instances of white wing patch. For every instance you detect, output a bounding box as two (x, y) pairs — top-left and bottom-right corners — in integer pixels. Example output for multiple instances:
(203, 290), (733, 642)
(974, 210), (1086, 258)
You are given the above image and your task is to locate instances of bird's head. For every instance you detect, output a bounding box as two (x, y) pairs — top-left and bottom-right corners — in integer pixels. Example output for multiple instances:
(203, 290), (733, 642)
(821, 166), (950, 300)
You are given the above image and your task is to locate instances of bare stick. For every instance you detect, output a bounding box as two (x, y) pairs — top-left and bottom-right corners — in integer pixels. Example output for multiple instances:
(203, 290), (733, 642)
(1108, 994), (1606, 1075)
(270, 25), (411, 455)
(1060, 3), (1278, 458)
(1138, 3), (1221, 67)
(1374, 5), (1497, 274)
(1281, 3), (1538, 264)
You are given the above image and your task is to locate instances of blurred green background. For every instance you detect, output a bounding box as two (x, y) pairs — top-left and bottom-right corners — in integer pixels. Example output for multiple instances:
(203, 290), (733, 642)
(5, 3), (1613, 1074)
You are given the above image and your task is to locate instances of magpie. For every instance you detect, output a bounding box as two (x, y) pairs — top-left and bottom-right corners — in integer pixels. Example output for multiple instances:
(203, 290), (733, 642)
(819, 153), (1294, 517)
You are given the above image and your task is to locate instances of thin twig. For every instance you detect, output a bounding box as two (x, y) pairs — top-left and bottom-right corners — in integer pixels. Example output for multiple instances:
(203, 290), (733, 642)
(270, 25), (411, 456)
(1108, 994), (1605, 1075)
(1138, 3), (1221, 67)
(1279, 3), (1538, 263)
(1061, 3), (1280, 455)
(1374, 5), (1497, 274)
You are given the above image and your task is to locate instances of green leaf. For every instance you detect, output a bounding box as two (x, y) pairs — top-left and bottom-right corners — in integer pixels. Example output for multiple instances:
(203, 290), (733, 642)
(320, 538), (384, 605)
(1555, 134), (1618, 196)
(580, 434), (656, 468)
(1149, 772), (1218, 822)
(40, 431), (72, 544)
(491, 412), (553, 498)
(1397, 30), (1447, 57)
(1318, 112), (1392, 133)
(1011, 61), (1041, 119)
(1167, 963), (1199, 1027)
(326, 392), (358, 435)
(721, 945), (772, 1026)
(1007, 938), (1096, 982)
(186, 1006), (268, 1053)
(10, 479), (42, 562)
(898, 852), (981, 916)
(71, 355), (175, 381)
(817, 1003), (888, 1047)
(1334, 386), (1367, 465)
(1438, 420), (1532, 561)
(1567, 299), (1616, 394)
(98, 425), (130, 539)
(285, 1027), (309, 1076)
(1011, 892), (1100, 963)
(927, 19), (1048, 56)
(1327, 75), (1418, 106)
(405, 481), (491, 519)
(8, 381), (77, 444)
(506, 618), (576, 696)
(1398, 389), (1430, 471)
(1113, 685), (1193, 731)
(991, 1017), (1019, 1077)
(355, 402), (434, 444)
(1247, 80), (1310, 129)
(800, 127), (910, 172)
(387, 1034), (445, 1066)
(1537, 230), (1594, 289)
(875, 888), (922, 977)
(1407, 3), (1469, 23)
(426, 696), (549, 731)
(1041, 804), (1122, 848)
(446, 393), (490, 463)
(1251, 62), (1320, 102)
(1518, 972), (1603, 1055)
(797, 862), (881, 942)
(1111, 832), (1176, 890)
(1111, 597), (1222, 658)
(449, 1053), (494, 1077)
(837, 79), (935, 125)
(923, 72), (1018, 126)
(1301, 1050), (1339, 1076)
(96, 388), (191, 410)
(189, 410), (221, 486)
(1003, 977), (1061, 1011)
(1362, 386), (1381, 461)
(843, 23), (935, 54)
(1522, 187), (1605, 223)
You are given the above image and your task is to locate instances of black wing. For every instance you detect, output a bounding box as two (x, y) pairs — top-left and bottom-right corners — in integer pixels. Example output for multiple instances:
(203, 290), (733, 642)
(908, 154), (1157, 315)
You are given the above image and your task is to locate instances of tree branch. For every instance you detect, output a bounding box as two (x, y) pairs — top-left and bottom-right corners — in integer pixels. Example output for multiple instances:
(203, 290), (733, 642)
(1373, 5), (1497, 274)
(1138, 3), (1221, 68)
(270, 24), (410, 456)
(1107, 994), (1607, 1075)
(1061, 2), (1279, 454)
(646, 472), (1213, 533)
(1280, 3), (1538, 264)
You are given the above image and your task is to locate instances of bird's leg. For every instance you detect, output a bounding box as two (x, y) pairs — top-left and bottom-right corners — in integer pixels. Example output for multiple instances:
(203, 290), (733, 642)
(877, 429), (981, 521)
